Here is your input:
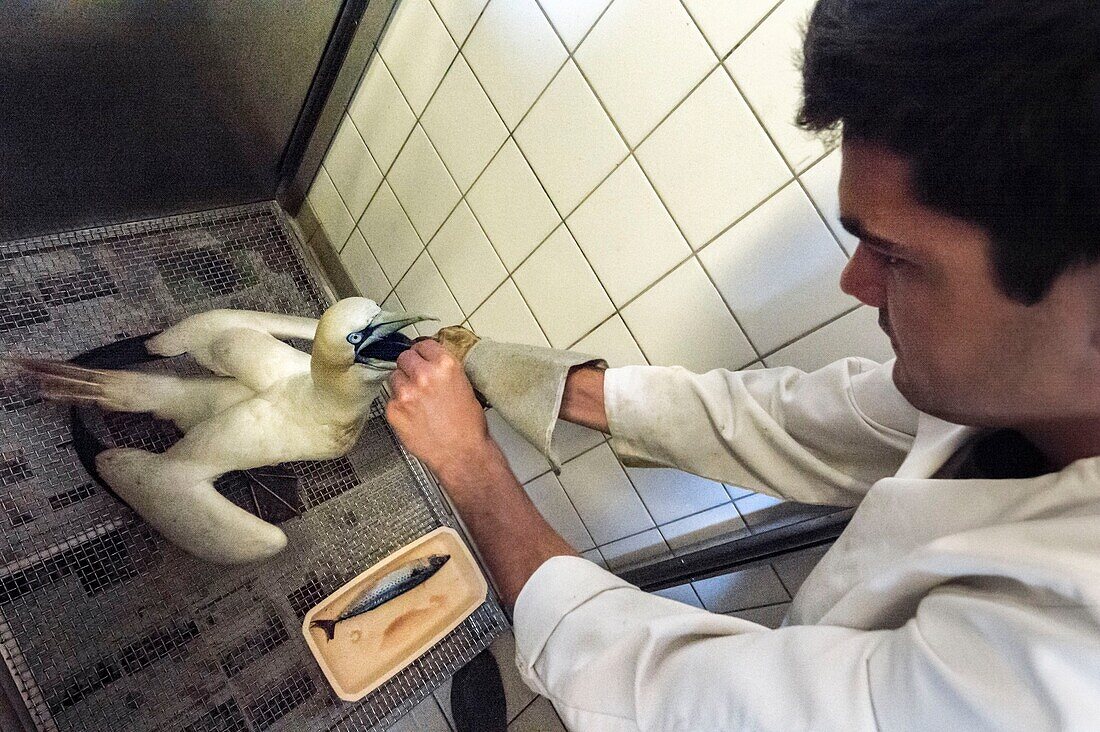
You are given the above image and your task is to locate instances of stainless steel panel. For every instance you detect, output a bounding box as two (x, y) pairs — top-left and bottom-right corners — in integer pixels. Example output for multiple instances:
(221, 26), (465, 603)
(0, 2), (342, 241)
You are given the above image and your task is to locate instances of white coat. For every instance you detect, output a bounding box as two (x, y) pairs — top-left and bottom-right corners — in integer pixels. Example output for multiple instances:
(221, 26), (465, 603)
(512, 358), (1100, 731)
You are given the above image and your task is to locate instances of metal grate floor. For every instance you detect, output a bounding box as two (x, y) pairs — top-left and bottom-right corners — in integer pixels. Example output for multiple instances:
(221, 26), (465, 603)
(0, 202), (507, 732)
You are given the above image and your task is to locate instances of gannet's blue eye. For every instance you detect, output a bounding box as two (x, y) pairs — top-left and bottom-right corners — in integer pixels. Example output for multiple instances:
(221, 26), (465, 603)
(347, 332), (364, 345)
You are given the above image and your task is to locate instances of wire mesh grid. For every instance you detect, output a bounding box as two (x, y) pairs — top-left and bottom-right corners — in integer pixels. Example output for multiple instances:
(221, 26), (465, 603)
(0, 202), (508, 732)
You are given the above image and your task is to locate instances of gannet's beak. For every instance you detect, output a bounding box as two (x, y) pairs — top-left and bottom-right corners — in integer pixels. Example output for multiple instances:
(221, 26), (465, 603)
(349, 310), (436, 371)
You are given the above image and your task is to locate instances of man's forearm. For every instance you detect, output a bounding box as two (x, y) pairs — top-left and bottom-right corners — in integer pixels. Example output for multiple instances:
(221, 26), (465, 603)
(559, 365), (609, 433)
(436, 443), (578, 607)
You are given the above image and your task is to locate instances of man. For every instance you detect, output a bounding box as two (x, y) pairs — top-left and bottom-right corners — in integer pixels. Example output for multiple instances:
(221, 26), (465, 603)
(386, 0), (1100, 728)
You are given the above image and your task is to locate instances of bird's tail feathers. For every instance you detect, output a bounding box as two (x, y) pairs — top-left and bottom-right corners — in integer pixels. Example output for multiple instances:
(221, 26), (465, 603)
(309, 619), (339, 641)
(15, 358), (168, 413)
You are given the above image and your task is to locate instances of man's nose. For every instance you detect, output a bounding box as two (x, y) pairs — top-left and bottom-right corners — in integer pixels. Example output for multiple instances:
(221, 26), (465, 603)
(839, 244), (888, 308)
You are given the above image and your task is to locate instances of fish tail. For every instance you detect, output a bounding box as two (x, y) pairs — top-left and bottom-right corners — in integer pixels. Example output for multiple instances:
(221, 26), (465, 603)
(310, 619), (339, 641)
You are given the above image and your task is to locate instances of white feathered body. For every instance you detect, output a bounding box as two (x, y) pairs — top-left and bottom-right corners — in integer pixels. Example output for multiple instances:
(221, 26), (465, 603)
(21, 299), (403, 565)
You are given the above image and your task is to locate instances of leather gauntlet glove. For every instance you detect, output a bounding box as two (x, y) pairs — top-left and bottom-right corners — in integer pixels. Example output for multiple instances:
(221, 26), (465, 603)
(431, 326), (606, 473)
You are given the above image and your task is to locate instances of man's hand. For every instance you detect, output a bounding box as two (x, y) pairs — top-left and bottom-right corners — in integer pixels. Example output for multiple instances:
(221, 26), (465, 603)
(385, 338), (578, 606)
(385, 339), (494, 485)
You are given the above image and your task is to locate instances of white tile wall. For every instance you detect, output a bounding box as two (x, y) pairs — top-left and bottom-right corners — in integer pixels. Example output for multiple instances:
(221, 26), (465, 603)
(575, 0), (714, 146)
(378, 0), (458, 115)
(511, 225), (615, 348)
(464, 0), (567, 128)
(539, 0), (613, 51)
(340, 229), (391, 301)
(599, 528), (672, 571)
(348, 57), (417, 172)
(684, 0), (781, 58)
(567, 157), (691, 306)
(625, 467), (729, 525)
(698, 181), (853, 354)
(800, 148), (858, 254)
(725, 0), (826, 171)
(358, 182), (422, 283)
(468, 280), (549, 347)
(427, 202), (508, 313)
(394, 252), (465, 335)
(387, 125), (461, 241)
(466, 140), (561, 269)
(693, 564), (790, 613)
(514, 61), (628, 215)
(523, 472), (595, 551)
(557, 443), (654, 545)
(421, 55), (509, 191)
(301, 0), (889, 611)
(323, 116), (383, 220)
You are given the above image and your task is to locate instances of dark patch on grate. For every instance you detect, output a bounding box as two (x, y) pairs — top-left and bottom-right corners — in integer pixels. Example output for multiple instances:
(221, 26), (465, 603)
(219, 614), (289, 679)
(299, 455), (360, 507)
(35, 264), (119, 305)
(118, 619), (200, 675)
(244, 466), (304, 524)
(184, 700), (250, 732)
(101, 410), (180, 454)
(0, 553), (70, 604)
(155, 247), (254, 303)
(0, 286), (50, 331)
(215, 466), (303, 526)
(286, 574), (330, 619)
(0, 450), (33, 487)
(247, 669), (316, 730)
(7, 509), (35, 527)
(47, 660), (123, 714)
(48, 482), (97, 510)
(0, 377), (43, 412)
(69, 528), (141, 595)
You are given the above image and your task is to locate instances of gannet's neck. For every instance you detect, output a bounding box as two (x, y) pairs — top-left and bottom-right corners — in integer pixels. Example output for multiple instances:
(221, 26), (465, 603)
(310, 359), (380, 405)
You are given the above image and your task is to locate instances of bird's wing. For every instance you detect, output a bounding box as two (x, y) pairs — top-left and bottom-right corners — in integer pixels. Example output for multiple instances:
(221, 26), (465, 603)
(96, 447), (287, 565)
(201, 327), (311, 393)
(15, 358), (253, 432)
(146, 309), (318, 362)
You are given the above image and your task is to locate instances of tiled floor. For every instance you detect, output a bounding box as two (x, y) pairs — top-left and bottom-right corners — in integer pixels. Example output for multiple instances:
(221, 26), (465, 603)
(298, 0), (894, 641)
(383, 631), (567, 732)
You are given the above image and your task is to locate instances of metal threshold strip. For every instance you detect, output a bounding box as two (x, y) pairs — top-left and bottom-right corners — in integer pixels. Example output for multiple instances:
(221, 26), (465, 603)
(619, 508), (856, 592)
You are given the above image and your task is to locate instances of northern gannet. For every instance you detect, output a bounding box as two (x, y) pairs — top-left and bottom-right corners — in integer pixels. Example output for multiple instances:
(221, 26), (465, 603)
(18, 298), (430, 565)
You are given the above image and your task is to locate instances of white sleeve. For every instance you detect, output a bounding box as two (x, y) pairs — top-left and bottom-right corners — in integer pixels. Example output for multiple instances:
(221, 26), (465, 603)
(513, 557), (1097, 732)
(604, 357), (918, 506)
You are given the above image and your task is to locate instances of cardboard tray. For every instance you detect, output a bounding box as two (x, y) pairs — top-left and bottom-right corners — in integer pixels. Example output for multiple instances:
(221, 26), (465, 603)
(302, 526), (488, 701)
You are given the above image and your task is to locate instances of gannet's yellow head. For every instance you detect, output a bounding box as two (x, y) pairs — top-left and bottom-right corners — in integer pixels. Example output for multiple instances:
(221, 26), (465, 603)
(313, 297), (434, 375)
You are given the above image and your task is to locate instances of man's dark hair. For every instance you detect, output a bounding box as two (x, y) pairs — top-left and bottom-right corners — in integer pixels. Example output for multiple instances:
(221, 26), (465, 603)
(799, 0), (1099, 305)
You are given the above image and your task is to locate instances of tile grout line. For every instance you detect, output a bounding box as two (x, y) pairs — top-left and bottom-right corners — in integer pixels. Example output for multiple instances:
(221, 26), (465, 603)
(771, 562), (795, 600)
(372, 0), (569, 329)
(327, 0), (863, 391)
(503, 7), (786, 364)
(707, 7), (851, 260)
(539, 466), (602, 556)
(328, 0), (819, 331)
(334, 115), (398, 303)
(717, 598), (794, 616)
(756, 302), (864, 364)
(723, 0), (786, 59)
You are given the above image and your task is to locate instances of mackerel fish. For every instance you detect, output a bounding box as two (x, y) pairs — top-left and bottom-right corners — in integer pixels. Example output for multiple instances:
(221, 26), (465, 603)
(310, 554), (450, 640)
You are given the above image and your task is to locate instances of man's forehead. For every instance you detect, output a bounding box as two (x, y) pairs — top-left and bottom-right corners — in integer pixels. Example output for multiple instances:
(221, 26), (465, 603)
(838, 139), (916, 215)
(838, 138), (994, 262)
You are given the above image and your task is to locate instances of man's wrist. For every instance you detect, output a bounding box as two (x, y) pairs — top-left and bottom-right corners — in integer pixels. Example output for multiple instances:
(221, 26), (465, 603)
(434, 440), (511, 495)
